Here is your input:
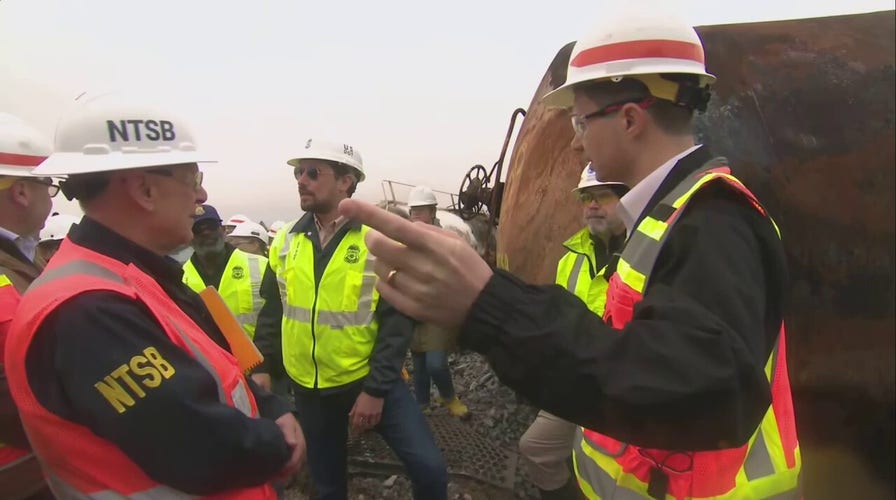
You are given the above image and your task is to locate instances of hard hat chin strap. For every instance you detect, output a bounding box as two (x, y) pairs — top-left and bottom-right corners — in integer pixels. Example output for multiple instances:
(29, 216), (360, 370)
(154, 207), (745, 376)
(632, 74), (712, 112)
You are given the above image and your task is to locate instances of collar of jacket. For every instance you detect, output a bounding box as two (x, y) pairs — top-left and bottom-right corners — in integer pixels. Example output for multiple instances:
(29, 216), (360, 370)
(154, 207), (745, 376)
(290, 211), (363, 235)
(0, 238), (42, 293)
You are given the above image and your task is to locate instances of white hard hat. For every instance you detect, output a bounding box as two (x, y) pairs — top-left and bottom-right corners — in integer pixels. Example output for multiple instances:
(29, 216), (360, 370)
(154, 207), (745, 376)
(407, 185), (438, 207)
(0, 113), (52, 177)
(33, 92), (216, 176)
(228, 221), (268, 244)
(225, 214), (252, 227)
(39, 214), (80, 242)
(573, 163), (628, 193)
(543, 12), (716, 109)
(267, 220), (286, 240)
(287, 138), (365, 182)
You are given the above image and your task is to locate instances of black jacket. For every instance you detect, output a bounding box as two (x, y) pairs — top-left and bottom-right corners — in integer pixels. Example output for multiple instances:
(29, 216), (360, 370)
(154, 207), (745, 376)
(253, 213), (413, 398)
(460, 146), (787, 451)
(24, 218), (291, 494)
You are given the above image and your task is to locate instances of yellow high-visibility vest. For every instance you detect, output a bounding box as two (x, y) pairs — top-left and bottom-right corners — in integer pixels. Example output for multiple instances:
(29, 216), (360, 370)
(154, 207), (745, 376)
(182, 249), (266, 339)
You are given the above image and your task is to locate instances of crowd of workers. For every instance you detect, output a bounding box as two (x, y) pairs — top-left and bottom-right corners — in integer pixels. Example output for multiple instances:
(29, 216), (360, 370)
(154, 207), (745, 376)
(0, 9), (802, 500)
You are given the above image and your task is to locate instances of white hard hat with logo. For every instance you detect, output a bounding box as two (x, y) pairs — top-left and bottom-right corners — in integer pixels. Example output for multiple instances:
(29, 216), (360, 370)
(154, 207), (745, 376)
(33, 92), (216, 176)
(0, 113), (53, 177)
(287, 139), (365, 182)
(228, 221), (269, 244)
(39, 214), (80, 243)
(225, 214), (252, 227)
(407, 185), (438, 207)
(573, 163), (628, 193)
(543, 11), (716, 109)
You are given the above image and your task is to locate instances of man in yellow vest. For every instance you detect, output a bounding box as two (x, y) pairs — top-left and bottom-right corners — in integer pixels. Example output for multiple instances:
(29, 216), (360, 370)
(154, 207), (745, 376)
(518, 164), (627, 500)
(336, 10), (801, 500)
(252, 139), (447, 500)
(183, 204), (266, 339)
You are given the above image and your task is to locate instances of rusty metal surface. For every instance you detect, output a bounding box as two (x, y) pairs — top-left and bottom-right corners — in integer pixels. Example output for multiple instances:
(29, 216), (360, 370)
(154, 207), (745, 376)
(346, 414), (518, 490)
(496, 10), (895, 497)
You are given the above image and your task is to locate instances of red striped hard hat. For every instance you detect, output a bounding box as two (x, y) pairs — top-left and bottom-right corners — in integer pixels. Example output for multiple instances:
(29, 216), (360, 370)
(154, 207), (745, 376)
(543, 12), (716, 109)
(0, 113), (52, 177)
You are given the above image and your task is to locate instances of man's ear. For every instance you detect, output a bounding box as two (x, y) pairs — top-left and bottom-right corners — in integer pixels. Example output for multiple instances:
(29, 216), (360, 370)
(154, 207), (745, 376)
(120, 171), (156, 211)
(7, 180), (30, 208)
(621, 103), (648, 138)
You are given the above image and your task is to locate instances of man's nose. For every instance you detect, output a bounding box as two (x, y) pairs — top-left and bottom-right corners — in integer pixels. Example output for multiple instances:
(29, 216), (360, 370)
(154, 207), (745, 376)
(195, 186), (208, 205)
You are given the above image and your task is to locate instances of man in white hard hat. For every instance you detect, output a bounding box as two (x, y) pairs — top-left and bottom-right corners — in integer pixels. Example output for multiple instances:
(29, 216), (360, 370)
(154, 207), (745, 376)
(224, 213), (252, 235)
(0, 112), (56, 500)
(518, 164), (627, 500)
(266, 220), (287, 244)
(4, 92), (304, 499)
(405, 186), (469, 419)
(336, 10), (800, 500)
(36, 213), (80, 264)
(227, 220), (271, 257)
(253, 139), (447, 500)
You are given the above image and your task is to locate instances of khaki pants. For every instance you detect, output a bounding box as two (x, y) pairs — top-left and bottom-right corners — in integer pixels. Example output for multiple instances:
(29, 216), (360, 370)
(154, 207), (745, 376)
(518, 410), (577, 490)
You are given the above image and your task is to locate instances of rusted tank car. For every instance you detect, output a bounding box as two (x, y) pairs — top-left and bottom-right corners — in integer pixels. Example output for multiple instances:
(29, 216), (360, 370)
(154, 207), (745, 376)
(495, 11), (895, 499)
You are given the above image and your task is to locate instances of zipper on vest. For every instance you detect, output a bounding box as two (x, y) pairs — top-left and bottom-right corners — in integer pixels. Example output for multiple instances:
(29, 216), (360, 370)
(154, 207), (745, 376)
(310, 282), (321, 389)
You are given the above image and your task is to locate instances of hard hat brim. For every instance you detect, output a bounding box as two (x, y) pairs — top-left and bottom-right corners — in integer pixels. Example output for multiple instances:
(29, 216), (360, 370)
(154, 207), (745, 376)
(33, 151), (216, 176)
(0, 165), (49, 177)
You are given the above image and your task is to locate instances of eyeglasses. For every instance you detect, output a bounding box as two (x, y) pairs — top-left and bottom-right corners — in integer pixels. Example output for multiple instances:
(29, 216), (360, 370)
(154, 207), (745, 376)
(570, 97), (657, 136)
(146, 168), (204, 191)
(577, 189), (618, 205)
(24, 178), (61, 198)
(294, 165), (326, 181)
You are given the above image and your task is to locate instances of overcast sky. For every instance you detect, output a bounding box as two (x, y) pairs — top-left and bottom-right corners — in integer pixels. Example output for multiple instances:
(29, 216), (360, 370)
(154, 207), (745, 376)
(2, 0), (892, 224)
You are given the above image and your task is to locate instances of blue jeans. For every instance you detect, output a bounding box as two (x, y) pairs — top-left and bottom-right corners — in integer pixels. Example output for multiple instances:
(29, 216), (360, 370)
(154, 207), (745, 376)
(412, 351), (455, 405)
(293, 381), (447, 500)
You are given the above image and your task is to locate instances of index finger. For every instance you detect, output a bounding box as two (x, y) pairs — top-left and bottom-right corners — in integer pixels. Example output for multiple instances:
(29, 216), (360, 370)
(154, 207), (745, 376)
(339, 199), (430, 249)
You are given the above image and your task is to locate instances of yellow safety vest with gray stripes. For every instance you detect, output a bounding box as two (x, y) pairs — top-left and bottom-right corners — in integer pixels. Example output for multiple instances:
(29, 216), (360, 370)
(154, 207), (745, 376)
(182, 249), (266, 339)
(555, 228), (609, 317)
(268, 223), (379, 389)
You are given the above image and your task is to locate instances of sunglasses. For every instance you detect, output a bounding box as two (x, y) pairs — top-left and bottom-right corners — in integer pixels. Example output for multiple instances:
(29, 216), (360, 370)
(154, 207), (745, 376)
(577, 189), (618, 205)
(571, 97), (657, 136)
(145, 168), (204, 191)
(24, 178), (61, 198)
(293, 165), (329, 181)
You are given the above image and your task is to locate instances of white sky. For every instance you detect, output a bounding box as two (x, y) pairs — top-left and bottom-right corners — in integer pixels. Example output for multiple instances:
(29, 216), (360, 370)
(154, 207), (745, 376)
(2, 0), (893, 223)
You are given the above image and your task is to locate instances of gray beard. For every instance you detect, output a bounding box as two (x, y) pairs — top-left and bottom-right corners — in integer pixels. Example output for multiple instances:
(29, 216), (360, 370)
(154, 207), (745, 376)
(194, 238), (225, 257)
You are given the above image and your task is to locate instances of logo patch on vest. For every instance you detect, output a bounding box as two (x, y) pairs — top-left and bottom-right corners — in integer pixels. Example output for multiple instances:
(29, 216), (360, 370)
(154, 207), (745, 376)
(344, 244), (361, 264)
(231, 266), (245, 279)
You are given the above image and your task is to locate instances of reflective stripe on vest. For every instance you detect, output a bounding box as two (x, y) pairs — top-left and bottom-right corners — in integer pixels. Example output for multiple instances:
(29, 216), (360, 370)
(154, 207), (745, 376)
(576, 160), (801, 500)
(566, 254), (588, 292)
(269, 223), (380, 389)
(46, 472), (198, 499)
(555, 229), (610, 317)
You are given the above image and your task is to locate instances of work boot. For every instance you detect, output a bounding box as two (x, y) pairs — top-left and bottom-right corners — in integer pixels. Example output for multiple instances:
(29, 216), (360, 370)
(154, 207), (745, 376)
(440, 396), (470, 419)
(538, 475), (585, 500)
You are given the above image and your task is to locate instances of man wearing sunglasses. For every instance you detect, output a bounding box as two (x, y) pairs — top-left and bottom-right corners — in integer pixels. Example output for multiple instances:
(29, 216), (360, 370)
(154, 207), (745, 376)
(4, 93), (304, 499)
(253, 139), (447, 500)
(518, 164), (627, 500)
(0, 113), (56, 500)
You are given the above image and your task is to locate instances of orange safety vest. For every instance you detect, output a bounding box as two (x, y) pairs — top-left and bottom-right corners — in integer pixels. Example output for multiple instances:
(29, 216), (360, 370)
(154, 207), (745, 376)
(4, 239), (275, 499)
(0, 274), (32, 472)
(573, 160), (802, 500)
